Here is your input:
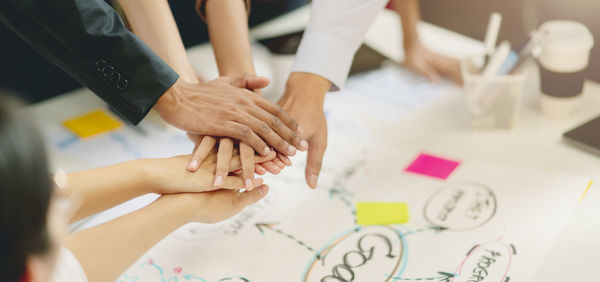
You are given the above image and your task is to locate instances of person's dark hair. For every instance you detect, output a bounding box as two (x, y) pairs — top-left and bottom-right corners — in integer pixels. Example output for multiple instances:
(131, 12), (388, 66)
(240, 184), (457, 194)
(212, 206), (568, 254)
(0, 93), (53, 281)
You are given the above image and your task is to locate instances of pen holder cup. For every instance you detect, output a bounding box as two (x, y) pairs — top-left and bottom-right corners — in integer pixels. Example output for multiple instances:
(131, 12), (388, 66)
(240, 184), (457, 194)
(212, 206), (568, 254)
(461, 56), (526, 129)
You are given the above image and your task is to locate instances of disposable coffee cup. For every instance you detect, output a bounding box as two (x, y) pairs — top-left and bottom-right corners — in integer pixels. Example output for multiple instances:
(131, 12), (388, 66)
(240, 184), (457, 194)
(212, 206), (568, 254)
(537, 20), (594, 119)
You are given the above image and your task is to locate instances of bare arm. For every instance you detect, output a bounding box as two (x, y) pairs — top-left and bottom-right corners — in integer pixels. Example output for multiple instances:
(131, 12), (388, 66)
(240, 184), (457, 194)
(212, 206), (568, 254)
(65, 152), (274, 222)
(66, 187), (268, 282)
(205, 0), (255, 76)
(118, 0), (198, 83)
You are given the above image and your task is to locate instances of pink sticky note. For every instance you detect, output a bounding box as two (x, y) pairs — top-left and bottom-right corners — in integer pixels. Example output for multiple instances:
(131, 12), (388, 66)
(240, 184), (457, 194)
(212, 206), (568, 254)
(404, 153), (460, 180)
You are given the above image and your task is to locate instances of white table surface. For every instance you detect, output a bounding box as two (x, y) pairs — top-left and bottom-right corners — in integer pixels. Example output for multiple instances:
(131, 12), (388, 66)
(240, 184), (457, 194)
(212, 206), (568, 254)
(28, 6), (600, 281)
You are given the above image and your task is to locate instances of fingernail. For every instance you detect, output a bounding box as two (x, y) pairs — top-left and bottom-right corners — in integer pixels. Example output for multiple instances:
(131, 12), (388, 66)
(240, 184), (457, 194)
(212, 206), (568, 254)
(274, 159), (285, 168)
(299, 140), (308, 150)
(287, 145), (297, 156)
(309, 175), (318, 188)
(245, 179), (253, 190)
(188, 160), (199, 170)
(263, 147), (271, 155)
(257, 186), (266, 196)
(256, 166), (266, 174)
(213, 176), (223, 187)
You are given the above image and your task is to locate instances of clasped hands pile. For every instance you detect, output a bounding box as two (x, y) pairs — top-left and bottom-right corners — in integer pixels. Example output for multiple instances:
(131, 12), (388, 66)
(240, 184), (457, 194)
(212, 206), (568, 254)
(151, 71), (331, 205)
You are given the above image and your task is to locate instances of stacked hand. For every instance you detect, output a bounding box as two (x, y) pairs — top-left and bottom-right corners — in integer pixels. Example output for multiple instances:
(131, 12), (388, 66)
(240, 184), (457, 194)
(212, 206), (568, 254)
(158, 73), (308, 191)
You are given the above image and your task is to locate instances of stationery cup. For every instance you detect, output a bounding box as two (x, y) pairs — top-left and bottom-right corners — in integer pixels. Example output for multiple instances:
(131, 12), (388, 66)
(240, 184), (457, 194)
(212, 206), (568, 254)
(462, 56), (526, 129)
(537, 20), (594, 119)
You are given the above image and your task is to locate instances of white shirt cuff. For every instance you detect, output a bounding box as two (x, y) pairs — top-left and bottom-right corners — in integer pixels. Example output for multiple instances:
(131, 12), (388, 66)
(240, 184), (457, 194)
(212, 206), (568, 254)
(291, 32), (357, 91)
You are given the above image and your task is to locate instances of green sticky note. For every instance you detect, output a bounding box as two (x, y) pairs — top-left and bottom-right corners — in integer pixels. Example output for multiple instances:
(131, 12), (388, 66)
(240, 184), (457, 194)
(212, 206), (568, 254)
(356, 202), (409, 226)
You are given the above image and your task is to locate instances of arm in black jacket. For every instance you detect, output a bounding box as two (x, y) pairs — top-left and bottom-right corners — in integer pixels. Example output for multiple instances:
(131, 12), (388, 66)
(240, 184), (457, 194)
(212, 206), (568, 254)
(0, 0), (179, 124)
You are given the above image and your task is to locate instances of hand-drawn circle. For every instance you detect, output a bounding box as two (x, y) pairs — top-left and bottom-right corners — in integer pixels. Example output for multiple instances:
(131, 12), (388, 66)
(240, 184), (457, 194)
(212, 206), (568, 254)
(303, 225), (405, 282)
(423, 181), (497, 231)
(451, 241), (512, 282)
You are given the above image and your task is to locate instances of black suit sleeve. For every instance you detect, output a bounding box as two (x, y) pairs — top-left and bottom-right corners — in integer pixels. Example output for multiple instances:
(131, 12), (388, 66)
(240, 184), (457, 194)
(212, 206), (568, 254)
(0, 0), (179, 124)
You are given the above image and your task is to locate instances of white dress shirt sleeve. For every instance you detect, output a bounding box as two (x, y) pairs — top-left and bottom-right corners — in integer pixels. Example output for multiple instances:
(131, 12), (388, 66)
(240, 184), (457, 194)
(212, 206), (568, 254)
(291, 0), (388, 90)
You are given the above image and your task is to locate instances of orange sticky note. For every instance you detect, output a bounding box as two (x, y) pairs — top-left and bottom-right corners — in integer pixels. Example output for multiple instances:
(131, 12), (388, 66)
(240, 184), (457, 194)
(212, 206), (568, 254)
(63, 110), (122, 138)
(356, 202), (410, 226)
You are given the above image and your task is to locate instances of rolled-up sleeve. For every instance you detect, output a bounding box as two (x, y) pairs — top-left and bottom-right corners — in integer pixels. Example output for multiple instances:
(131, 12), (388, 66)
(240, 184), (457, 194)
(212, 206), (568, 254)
(291, 0), (388, 90)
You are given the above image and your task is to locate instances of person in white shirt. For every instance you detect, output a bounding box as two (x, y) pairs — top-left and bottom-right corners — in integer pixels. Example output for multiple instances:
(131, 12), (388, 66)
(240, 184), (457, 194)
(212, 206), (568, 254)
(0, 93), (275, 282)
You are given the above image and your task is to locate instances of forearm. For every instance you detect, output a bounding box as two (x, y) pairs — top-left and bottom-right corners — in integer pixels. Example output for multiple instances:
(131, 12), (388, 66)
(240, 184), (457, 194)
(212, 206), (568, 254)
(206, 0), (255, 76)
(392, 0), (421, 47)
(66, 159), (154, 222)
(66, 194), (197, 282)
(119, 0), (198, 83)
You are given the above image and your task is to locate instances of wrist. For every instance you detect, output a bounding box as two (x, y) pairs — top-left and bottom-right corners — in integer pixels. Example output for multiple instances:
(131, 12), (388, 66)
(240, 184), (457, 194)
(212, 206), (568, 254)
(138, 159), (163, 194)
(153, 78), (180, 116)
(285, 72), (330, 103)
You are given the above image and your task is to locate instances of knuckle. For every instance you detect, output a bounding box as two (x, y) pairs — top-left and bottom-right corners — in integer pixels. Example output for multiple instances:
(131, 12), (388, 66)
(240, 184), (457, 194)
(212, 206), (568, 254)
(238, 126), (252, 139)
(259, 121), (270, 134)
(270, 115), (283, 128)
(277, 138), (288, 149)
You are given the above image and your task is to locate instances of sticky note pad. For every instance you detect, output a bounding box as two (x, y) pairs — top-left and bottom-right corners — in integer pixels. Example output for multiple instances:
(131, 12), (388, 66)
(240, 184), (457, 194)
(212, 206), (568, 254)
(404, 153), (460, 180)
(356, 202), (409, 225)
(63, 110), (122, 138)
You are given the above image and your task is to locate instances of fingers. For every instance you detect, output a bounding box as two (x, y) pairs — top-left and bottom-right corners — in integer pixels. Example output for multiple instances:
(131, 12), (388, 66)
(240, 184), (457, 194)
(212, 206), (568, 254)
(188, 136), (217, 171)
(214, 138), (234, 187)
(241, 114), (298, 157)
(305, 132), (327, 189)
(249, 108), (308, 152)
(226, 121), (271, 156)
(239, 142), (256, 190)
(254, 98), (301, 135)
(255, 164), (267, 175)
(229, 150), (276, 170)
(261, 161), (283, 175)
(238, 184), (269, 206)
(436, 57), (463, 85)
(221, 176), (264, 190)
(277, 152), (292, 167)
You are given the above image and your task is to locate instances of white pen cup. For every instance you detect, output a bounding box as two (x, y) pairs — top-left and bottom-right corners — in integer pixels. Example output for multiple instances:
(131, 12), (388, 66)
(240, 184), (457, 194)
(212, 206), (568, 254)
(461, 56), (527, 129)
(537, 20), (594, 120)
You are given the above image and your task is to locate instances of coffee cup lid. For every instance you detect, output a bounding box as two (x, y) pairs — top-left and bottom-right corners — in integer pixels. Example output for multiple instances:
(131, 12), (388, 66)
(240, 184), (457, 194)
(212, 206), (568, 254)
(540, 20), (594, 51)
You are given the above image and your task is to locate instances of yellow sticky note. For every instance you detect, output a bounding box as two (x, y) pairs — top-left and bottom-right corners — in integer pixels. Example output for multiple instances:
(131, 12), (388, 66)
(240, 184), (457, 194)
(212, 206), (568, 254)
(356, 202), (409, 226)
(63, 110), (122, 138)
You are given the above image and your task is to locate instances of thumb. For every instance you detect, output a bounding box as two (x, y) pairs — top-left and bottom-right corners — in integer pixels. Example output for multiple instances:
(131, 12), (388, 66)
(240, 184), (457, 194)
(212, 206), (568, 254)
(305, 133), (327, 189)
(225, 73), (270, 90)
(239, 184), (269, 206)
(246, 76), (270, 91)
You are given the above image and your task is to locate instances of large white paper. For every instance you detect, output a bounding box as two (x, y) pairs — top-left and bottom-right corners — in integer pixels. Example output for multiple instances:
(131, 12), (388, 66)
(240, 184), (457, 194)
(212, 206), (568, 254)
(116, 146), (588, 282)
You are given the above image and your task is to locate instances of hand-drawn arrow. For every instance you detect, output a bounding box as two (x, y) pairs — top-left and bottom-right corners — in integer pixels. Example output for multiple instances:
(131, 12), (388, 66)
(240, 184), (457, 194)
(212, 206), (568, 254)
(255, 223), (321, 259)
(387, 271), (456, 281)
(403, 225), (448, 236)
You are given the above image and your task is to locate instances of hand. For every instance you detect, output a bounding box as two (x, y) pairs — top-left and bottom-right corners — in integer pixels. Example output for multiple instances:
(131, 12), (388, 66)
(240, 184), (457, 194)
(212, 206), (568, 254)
(185, 77), (306, 190)
(144, 150), (276, 195)
(153, 74), (306, 157)
(278, 72), (331, 189)
(162, 184), (269, 224)
(404, 40), (463, 85)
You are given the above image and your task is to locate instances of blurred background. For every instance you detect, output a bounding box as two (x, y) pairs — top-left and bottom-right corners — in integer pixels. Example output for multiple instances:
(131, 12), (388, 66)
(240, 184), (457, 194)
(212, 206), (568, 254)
(1, 0), (597, 103)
